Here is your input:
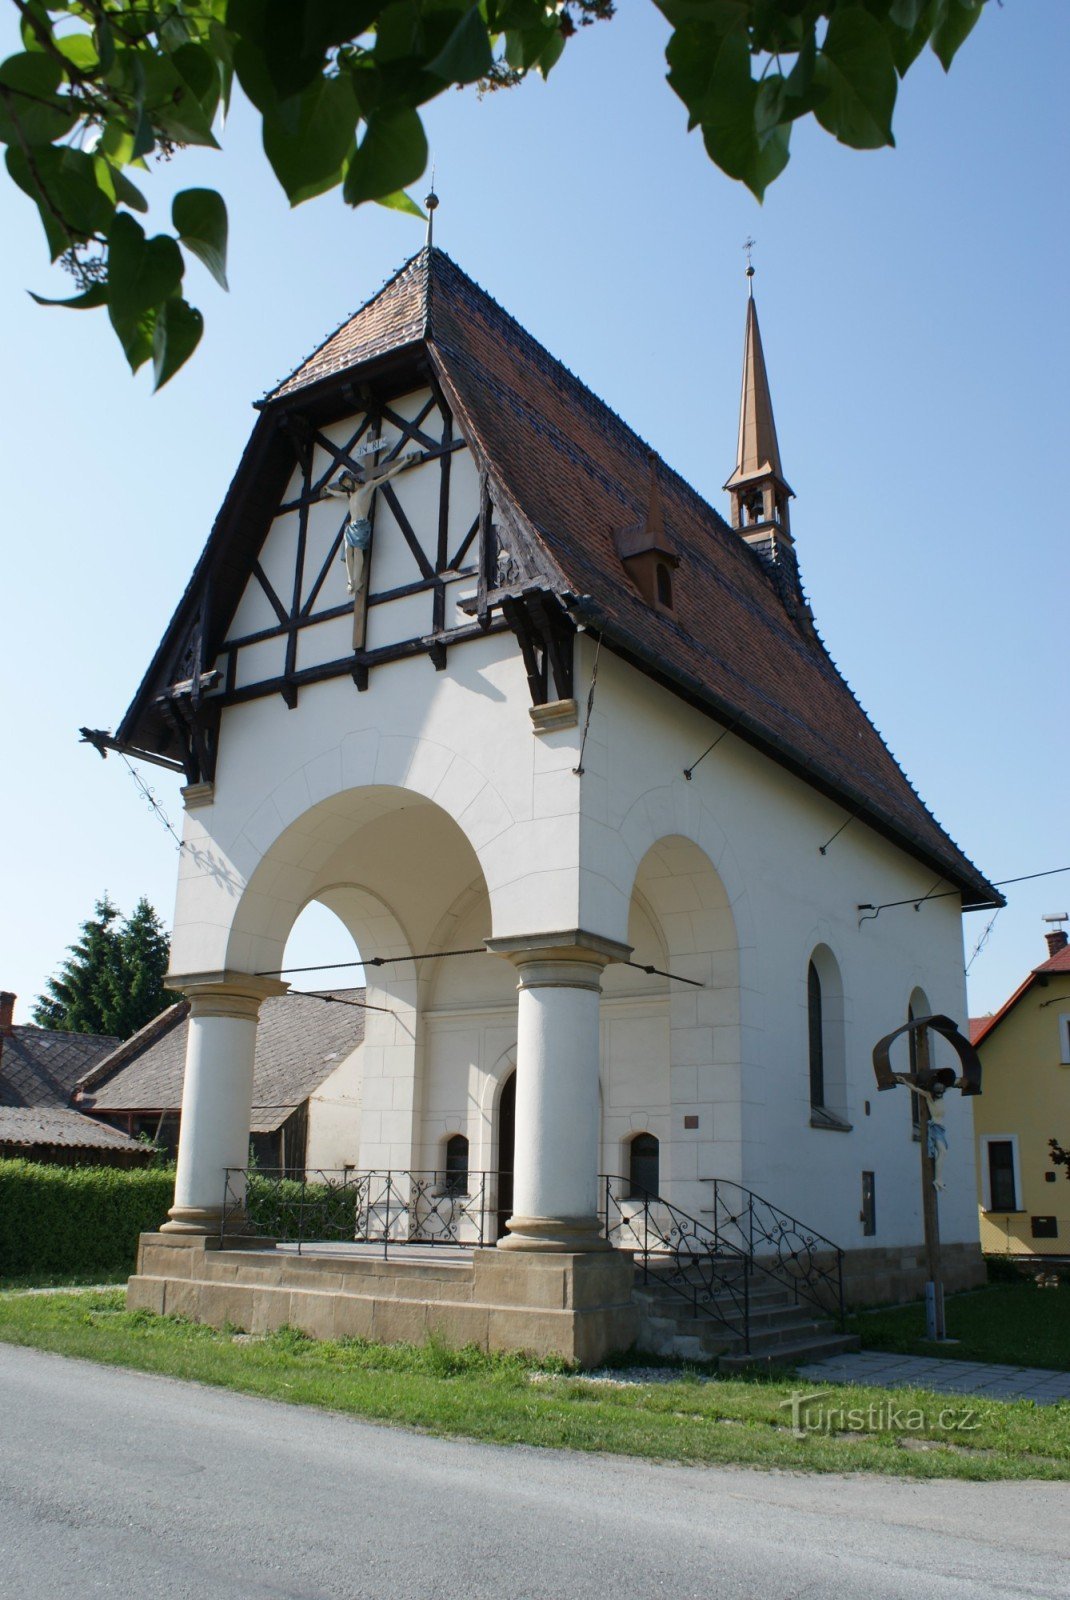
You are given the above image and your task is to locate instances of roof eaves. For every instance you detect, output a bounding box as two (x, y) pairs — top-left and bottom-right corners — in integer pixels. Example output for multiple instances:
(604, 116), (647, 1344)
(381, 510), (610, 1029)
(75, 1001), (189, 1093)
(567, 592), (999, 909)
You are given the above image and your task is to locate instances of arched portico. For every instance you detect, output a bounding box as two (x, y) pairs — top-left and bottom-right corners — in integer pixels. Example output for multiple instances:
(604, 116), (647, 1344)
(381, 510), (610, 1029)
(166, 784), (496, 1232)
(608, 832), (744, 1214)
(164, 781), (632, 1250)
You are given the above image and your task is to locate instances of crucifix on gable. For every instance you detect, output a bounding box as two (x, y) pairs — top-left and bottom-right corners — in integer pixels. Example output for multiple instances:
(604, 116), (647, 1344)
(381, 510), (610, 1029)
(320, 444), (422, 646)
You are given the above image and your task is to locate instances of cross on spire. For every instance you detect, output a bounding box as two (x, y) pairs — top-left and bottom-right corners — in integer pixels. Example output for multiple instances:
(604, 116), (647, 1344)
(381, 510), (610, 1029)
(425, 164), (439, 249)
(743, 236), (756, 295)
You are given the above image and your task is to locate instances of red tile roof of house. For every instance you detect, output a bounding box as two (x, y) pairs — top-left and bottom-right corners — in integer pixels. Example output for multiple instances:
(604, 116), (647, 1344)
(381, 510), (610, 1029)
(970, 945), (1070, 1048)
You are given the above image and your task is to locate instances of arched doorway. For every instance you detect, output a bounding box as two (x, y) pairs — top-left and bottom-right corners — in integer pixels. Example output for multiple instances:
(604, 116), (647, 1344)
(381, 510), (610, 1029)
(496, 1071), (515, 1239)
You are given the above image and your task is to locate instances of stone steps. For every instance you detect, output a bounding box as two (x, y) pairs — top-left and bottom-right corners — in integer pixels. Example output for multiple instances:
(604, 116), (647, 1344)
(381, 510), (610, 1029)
(631, 1265), (859, 1369)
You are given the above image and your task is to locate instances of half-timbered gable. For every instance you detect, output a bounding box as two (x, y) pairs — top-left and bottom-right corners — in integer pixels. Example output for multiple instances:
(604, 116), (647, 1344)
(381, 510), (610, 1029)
(216, 383), (486, 699)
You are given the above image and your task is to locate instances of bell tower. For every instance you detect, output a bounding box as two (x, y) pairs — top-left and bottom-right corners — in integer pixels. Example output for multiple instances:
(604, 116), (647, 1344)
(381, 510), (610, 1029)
(724, 249), (795, 574)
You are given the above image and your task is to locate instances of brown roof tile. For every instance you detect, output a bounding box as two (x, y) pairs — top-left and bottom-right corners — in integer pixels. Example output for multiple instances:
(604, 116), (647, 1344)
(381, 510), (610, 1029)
(77, 993), (366, 1133)
(0, 1026), (121, 1110)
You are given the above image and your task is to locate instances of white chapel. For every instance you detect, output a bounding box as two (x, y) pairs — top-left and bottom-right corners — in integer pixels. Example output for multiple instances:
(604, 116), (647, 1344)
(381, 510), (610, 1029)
(108, 247), (999, 1363)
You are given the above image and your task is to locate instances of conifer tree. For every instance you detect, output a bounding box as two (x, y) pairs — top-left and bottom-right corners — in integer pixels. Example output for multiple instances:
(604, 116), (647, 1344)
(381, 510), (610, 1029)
(33, 897), (178, 1039)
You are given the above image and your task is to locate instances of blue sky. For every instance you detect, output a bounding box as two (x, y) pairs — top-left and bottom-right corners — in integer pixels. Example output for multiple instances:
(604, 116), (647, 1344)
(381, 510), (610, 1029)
(1, 2), (1066, 1023)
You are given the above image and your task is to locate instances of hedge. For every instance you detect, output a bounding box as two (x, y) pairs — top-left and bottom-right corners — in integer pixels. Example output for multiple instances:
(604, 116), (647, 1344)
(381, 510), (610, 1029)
(0, 1159), (174, 1279)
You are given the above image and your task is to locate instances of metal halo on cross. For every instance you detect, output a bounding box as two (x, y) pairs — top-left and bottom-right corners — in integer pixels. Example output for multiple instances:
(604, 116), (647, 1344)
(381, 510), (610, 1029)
(871, 1013), (982, 1095)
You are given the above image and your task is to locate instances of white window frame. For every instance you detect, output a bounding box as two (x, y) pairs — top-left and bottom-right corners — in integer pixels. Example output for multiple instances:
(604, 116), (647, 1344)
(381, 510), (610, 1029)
(979, 1133), (1023, 1213)
(1058, 1013), (1070, 1066)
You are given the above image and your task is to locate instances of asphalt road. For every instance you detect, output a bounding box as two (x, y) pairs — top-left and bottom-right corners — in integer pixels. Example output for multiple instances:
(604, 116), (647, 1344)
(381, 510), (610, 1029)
(0, 1344), (1066, 1599)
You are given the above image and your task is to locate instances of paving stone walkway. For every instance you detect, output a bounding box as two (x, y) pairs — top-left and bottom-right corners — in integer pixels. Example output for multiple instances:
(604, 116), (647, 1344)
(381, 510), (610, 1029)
(796, 1349), (1070, 1404)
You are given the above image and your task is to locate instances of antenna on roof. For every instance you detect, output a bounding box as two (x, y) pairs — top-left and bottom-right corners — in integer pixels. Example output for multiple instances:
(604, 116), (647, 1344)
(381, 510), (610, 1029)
(743, 236), (756, 298)
(425, 163), (439, 249)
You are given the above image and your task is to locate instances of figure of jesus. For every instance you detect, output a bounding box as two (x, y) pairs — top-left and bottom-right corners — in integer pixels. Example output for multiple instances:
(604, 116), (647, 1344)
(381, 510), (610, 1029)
(892, 1067), (961, 1190)
(320, 449), (422, 597)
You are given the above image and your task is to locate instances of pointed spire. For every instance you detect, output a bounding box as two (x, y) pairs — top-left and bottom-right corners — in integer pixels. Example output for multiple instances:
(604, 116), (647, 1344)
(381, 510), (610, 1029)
(724, 256), (794, 559)
(726, 295), (787, 491)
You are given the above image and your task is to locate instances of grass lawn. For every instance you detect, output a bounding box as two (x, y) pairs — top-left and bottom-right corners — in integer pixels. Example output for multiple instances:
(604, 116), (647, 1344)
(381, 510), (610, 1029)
(0, 1270), (131, 1293)
(0, 1287), (1066, 1481)
(852, 1283), (1070, 1371)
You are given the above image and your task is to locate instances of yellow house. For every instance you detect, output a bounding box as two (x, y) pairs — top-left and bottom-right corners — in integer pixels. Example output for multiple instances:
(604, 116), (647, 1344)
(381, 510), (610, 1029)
(971, 921), (1070, 1259)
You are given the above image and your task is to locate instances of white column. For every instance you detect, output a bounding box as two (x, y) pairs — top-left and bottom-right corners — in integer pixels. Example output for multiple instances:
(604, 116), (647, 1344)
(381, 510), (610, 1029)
(488, 933), (630, 1252)
(161, 974), (287, 1234)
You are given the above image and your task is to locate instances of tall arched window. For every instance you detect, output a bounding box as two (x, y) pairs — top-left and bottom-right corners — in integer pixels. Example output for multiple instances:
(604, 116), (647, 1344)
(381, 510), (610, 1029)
(907, 989), (932, 1137)
(655, 563), (673, 609)
(807, 946), (848, 1126)
(628, 1132), (660, 1199)
(807, 960), (825, 1109)
(444, 1133), (469, 1196)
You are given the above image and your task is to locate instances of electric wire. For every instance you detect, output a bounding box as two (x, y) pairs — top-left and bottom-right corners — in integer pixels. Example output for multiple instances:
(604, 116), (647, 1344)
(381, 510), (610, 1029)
(261, 947), (704, 987)
(859, 864), (1070, 923)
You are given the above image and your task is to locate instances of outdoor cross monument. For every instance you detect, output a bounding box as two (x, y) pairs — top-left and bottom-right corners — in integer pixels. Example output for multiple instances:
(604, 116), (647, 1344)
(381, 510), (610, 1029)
(871, 1015), (982, 1339)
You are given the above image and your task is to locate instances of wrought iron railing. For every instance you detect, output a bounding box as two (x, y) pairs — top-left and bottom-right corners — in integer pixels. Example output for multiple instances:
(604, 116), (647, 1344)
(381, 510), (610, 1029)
(599, 1174), (752, 1350)
(220, 1168), (492, 1256)
(702, 1178), (846, 1328)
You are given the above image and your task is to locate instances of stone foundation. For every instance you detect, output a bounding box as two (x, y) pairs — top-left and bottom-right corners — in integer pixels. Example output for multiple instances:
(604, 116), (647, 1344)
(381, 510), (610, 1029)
(839, 1242), (985, 1308)
(127, 1233), (637, 1367)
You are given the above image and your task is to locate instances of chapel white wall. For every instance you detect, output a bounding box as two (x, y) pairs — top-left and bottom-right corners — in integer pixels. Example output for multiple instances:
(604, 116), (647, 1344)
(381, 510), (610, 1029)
(572, 637), (976, 1252)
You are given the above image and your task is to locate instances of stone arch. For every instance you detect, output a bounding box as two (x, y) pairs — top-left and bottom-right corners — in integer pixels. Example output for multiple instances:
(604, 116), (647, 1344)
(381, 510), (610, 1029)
(605, 831), (744, 1203)
(218, 784), (494, 979)
(171, 726), (519, 977)
(610, 780), (754, 962)
(215, 788), (501, 1177)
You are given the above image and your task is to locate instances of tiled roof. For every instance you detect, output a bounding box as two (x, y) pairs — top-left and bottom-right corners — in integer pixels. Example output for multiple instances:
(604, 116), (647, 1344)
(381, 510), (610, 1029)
(0, 1025), (120, 1110)
(120, 248), (998, 908)
(423, 253), (995, 905)
(77, 992), (366, 1133)
(0, 1105), (143, 1151)
(265, 255), (430, 401)
(971, 943), (1070, 1048)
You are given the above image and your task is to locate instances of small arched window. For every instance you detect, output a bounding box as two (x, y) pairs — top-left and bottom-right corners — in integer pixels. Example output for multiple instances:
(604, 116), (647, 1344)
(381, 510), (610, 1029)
(444, 1133), (469, 1197)
(628, 1132), (660, 1200)
(807, 959), (825, 1109)
(655, 562), (673, 609)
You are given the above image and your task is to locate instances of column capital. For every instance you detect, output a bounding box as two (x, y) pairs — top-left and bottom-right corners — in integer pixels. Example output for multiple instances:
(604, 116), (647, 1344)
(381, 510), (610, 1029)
(485, 930), (632, 982)
(168, 970), (289, 1021)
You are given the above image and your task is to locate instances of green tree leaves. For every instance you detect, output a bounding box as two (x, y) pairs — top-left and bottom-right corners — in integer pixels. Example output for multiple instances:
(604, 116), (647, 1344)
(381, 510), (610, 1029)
(262, 73), (361, 205)
(172, 189), (229, 289)
(32, 897), (178, 1039)
(344, 108), (429, 205)
(658, 0), (987, 198)
(814, 8), (897, 150)
(1, 1), (989, 381)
